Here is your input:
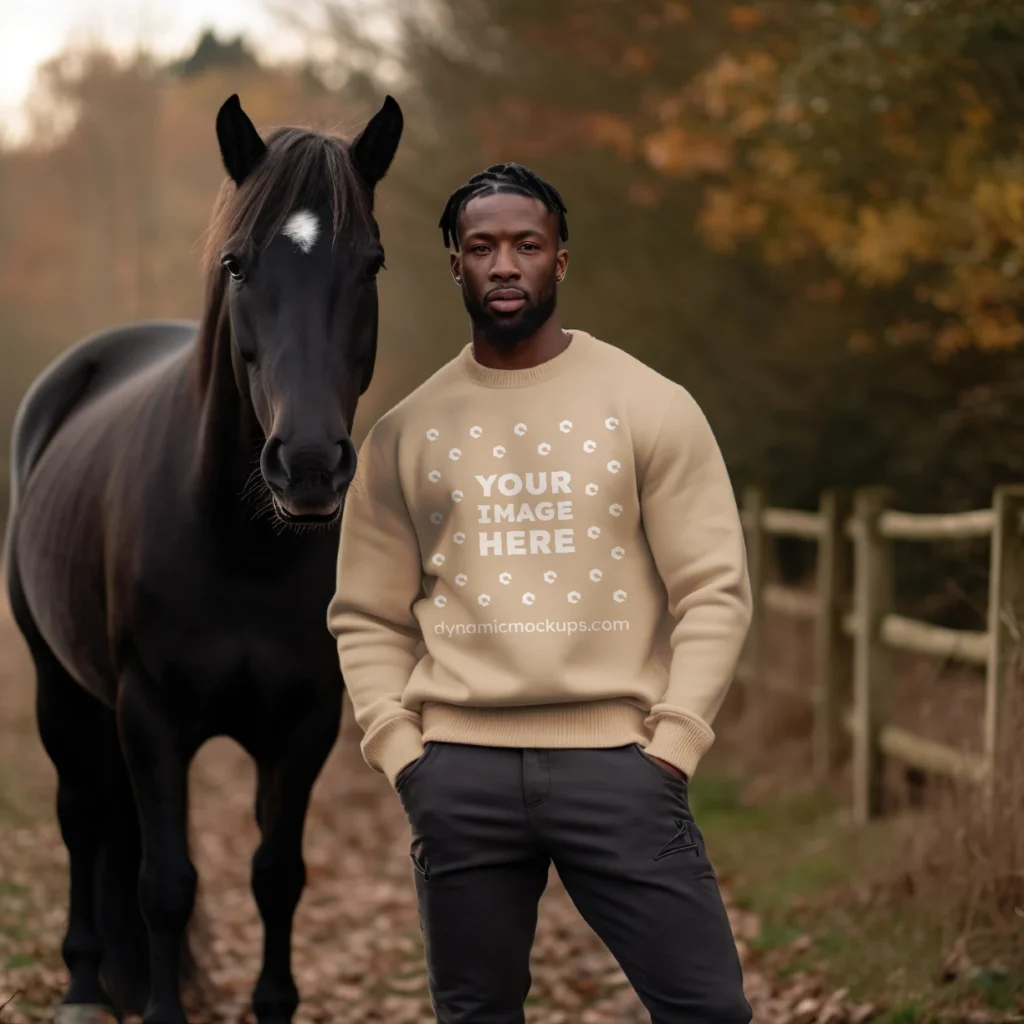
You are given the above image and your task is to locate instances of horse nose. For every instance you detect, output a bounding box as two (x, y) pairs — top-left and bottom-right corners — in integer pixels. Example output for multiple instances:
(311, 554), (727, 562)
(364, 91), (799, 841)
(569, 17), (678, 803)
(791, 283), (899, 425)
(260, 436), (289, 495)
(329, 438), (357, 491)
(261, 436), (355, 495)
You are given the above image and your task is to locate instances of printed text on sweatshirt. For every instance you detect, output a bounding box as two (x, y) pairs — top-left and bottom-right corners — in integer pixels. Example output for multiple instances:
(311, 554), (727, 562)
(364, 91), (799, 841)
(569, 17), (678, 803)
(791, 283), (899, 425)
(327, 330), (752, 785)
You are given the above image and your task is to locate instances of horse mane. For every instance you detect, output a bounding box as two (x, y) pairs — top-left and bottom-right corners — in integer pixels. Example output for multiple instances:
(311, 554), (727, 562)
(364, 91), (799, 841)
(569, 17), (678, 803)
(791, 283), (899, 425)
(194, 124), (374, 391)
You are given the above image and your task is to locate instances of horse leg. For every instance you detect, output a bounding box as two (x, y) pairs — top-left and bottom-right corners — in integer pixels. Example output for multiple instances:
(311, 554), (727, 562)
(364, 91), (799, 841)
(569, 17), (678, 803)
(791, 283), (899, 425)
(250, 711), (340, 1024)
(32, 644), (121, 1023)
(93, 742), (151, 1018)
(116, 674), (196, 1024)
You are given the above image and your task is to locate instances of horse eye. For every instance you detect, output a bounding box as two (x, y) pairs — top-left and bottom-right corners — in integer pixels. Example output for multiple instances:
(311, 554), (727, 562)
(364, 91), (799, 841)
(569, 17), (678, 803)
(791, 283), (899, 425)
(221, 255), (245, 281)
(365, 255), (386, 282)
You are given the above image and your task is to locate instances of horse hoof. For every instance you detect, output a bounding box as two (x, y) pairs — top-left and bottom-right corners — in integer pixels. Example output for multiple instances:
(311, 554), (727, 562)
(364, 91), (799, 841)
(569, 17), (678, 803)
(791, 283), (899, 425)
(53, 1005), (121, 1024)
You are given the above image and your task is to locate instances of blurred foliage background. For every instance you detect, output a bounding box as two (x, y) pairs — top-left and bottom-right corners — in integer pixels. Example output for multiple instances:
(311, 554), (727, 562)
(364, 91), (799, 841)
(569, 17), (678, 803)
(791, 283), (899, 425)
(3, 0), (1024, 616)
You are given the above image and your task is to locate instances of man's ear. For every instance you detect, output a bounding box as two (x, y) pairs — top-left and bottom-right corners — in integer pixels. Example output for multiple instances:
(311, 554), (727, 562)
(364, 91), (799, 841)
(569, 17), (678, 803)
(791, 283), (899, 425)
(450, 252), (462, 285)
(215, 94), (267, 186)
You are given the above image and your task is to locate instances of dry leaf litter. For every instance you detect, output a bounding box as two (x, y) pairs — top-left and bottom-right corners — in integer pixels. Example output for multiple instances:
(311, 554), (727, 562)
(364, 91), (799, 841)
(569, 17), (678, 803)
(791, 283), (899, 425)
(0, 605), (875, 1023)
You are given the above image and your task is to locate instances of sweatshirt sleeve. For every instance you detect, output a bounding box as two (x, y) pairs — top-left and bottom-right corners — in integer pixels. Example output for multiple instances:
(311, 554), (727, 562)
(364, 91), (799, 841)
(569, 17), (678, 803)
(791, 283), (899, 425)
(327, 421), (426, 786)
(639, 389), (752, 779)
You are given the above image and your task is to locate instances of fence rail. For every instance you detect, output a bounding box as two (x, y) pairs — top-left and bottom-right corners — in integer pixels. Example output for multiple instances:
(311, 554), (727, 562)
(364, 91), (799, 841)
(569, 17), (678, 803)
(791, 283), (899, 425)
(738, 484), (1024, 822)
(878, 508), (997, 541)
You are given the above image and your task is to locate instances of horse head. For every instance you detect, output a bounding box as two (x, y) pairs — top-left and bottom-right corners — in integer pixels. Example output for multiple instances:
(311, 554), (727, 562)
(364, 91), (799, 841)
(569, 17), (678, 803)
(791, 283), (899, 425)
(212, 93), (403, 524)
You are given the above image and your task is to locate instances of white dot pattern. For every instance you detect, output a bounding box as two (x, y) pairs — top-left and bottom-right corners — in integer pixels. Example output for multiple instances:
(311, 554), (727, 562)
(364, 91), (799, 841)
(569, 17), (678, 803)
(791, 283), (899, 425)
(419, 412), (630, 611)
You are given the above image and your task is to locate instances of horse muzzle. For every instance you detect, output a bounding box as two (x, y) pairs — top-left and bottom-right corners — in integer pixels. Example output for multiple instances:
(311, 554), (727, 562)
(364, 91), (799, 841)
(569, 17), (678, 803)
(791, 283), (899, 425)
(272, 491), (342, 523)
(260, 436), (355, 523)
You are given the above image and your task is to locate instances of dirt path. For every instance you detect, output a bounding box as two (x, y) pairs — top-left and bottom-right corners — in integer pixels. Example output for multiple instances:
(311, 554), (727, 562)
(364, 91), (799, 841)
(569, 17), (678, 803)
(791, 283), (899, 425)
(0, 599), (848, 1024)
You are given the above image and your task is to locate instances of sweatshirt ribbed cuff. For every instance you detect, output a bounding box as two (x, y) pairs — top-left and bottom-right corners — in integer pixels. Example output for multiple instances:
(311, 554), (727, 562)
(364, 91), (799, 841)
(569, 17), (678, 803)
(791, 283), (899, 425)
(362, 715), (424, 788)
(643, 712), (715, 779)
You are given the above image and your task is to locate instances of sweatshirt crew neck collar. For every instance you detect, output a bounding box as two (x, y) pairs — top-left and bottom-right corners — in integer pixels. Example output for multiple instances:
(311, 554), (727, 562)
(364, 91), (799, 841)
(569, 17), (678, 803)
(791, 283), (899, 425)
(458, 329), (591, 388)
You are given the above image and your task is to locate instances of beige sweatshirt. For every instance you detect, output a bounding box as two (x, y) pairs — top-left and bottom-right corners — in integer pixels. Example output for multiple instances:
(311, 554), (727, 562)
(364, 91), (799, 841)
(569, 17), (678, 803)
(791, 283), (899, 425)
(327, 329), (752, 786)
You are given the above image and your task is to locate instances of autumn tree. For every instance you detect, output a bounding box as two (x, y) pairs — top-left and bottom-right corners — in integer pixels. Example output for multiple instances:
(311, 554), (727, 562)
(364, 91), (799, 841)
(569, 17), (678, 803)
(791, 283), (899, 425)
(676, 1), (1024, 359)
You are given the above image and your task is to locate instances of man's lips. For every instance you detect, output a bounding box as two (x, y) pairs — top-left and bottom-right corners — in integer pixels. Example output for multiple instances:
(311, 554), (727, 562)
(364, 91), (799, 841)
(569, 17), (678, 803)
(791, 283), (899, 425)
(487, 288), (527, 315)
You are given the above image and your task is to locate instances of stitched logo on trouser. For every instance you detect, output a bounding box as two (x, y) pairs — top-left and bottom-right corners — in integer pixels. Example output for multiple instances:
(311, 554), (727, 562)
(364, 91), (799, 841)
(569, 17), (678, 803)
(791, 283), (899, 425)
(411, 838), (430, 878)
(654, 818), (698, 860)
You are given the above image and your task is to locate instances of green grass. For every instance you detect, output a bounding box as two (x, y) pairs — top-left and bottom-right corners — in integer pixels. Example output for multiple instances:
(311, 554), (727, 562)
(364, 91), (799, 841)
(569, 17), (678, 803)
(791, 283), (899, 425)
(875, 1002), (926, 1024)
(688, 772), (1024, 1020)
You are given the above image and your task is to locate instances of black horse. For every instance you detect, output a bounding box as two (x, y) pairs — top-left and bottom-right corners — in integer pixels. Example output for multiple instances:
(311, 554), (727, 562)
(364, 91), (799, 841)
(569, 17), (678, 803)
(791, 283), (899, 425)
(3, 92), (402, 1024)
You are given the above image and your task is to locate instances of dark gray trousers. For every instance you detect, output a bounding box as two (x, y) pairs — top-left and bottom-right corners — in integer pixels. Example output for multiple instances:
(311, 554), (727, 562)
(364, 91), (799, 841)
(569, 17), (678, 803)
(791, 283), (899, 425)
(395, 741), (752, 1024)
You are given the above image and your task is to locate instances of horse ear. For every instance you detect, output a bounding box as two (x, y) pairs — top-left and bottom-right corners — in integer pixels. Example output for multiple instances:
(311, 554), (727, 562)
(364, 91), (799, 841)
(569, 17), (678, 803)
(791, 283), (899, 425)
(351, 95), (404, 190)
(216, 94), (267, 186)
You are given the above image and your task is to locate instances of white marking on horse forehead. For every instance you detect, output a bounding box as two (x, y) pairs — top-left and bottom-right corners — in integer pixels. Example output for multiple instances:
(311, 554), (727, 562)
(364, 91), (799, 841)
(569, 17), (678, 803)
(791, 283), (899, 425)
(281, 209), (320, 254)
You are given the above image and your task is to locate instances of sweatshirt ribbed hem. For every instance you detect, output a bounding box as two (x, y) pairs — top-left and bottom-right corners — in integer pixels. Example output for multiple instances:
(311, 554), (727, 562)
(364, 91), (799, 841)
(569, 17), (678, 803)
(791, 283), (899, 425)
(457, 329), (591, 388)
(364, 703), (718, 786)
(421, 698), (649, 749)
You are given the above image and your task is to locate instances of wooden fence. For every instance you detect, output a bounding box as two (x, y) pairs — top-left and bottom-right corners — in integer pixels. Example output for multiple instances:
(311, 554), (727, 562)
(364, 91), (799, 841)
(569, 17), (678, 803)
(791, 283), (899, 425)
(738, 485), (1024, 822)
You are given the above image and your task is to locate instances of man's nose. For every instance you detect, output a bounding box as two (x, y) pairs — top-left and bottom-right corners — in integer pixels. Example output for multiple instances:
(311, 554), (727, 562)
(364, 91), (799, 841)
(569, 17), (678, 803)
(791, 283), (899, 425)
(490, 245), (521, 279)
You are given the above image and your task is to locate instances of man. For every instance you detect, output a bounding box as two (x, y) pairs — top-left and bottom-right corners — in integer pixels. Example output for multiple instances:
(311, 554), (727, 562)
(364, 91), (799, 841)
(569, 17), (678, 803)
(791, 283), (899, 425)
(327, 163), (753, 1024)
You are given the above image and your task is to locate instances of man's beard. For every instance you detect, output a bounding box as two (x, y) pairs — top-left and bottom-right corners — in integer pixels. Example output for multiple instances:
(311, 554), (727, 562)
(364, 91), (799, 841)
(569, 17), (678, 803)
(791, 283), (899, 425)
(462, 281), (557, 349)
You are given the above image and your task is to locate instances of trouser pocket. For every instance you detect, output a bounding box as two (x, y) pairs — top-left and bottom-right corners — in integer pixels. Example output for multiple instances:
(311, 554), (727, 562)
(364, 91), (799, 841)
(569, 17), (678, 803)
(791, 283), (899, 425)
(395, 740), (437, 795)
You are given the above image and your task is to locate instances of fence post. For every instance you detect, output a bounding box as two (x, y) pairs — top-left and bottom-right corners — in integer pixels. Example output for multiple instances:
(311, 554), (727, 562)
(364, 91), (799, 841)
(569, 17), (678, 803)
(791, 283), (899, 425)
(741, 486), (767, 687)
(984, 485), (1024, 804)
(851, 487), (892, 824)
(814, 489), (852, 784)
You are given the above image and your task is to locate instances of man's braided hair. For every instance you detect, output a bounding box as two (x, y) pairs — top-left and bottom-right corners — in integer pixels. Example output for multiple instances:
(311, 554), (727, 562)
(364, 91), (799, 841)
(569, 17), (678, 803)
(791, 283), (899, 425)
(438, 163), (569, 251)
